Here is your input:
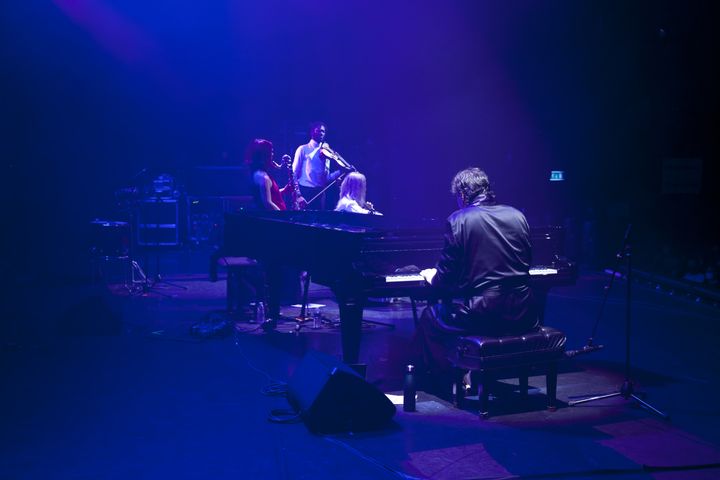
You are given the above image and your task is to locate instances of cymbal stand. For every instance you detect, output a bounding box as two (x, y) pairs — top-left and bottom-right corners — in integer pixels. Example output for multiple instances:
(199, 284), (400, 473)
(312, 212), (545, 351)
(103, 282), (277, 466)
(126, 223), (172, 298)
(568, 224), (668, 419)
(116, 201), (158, 296)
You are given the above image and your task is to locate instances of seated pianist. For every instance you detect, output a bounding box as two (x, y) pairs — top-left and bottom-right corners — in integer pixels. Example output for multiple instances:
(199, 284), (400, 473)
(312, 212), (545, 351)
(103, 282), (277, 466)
(414, 167), (538, 386)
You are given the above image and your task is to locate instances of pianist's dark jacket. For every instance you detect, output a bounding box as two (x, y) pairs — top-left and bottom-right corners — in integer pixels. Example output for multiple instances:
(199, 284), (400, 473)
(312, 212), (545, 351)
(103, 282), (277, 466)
(431, 196), (538, 336)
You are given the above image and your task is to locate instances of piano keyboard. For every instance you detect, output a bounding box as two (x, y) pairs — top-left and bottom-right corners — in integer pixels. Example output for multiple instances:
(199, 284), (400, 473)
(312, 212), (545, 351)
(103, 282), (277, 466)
(384, 267), (559, 283)
(529, 267), (558, 276)
(385, 273), (425, 283)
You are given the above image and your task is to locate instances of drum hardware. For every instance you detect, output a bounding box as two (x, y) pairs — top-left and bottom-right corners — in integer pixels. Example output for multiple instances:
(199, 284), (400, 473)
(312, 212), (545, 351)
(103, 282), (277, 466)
(132, 169), (185, 293)
(89, 220), (133, 288)
(137, 195), (187, 293)
(88, 215), (180, 297)
(89, 220), (130, 258)
(98, 169), (184, 296)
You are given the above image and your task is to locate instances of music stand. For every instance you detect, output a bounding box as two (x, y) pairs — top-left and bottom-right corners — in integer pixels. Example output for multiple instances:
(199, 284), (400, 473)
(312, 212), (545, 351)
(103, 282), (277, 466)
(568, 224), (668, 419)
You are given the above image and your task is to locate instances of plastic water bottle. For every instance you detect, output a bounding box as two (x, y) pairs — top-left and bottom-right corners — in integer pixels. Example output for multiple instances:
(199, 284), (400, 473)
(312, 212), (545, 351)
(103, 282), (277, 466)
(403, 364), (416, 412)
(255, 301), (265, 324)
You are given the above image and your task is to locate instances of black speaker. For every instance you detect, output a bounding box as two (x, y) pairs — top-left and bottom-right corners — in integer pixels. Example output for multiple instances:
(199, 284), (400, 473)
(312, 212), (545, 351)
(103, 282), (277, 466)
(287, 350), (396, 434)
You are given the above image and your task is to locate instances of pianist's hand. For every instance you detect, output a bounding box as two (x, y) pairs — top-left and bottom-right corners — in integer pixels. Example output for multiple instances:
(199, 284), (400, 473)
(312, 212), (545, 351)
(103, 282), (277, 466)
(420, 268), (437, 285)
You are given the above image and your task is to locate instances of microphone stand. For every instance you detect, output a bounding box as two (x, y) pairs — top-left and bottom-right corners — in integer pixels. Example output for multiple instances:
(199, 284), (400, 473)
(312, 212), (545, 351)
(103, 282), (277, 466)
(568, 224), (668, 419)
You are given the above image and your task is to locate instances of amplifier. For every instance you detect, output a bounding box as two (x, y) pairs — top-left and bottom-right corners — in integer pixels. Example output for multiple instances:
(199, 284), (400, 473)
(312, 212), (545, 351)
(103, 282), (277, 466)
(186, 195), (253, 245)
(136, 198), (180, 246)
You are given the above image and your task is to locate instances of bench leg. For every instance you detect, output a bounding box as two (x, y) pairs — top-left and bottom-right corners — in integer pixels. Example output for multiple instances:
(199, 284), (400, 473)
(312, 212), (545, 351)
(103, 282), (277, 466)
(546, 362), (558, 412)
(519, 368), (529, 396)
(453, 380), (465, 408)
(227, 269), (239, 313)
(450, 368), (465, 408)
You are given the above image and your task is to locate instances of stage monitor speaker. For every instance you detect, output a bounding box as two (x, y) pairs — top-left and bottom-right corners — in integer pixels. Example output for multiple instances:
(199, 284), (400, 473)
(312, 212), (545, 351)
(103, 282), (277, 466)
(287, 350), (396, 434)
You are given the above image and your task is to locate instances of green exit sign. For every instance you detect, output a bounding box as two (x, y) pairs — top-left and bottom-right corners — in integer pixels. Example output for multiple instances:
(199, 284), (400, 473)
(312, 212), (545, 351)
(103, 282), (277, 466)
(550, 170), (565, 182)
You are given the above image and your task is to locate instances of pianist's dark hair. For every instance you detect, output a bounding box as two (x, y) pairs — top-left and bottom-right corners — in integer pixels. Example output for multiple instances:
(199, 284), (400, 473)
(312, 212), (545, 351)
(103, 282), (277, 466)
(245, 138), (273, 171)
(451, 167), (496, 204)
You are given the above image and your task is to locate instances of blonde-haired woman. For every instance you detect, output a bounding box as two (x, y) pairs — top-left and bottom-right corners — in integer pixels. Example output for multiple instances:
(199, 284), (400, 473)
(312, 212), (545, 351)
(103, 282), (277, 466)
(335, 172), (381, 215)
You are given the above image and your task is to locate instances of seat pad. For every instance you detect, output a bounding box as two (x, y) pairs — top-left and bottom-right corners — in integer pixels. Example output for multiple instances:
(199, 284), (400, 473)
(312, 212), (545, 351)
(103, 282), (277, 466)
(451, 326), (566, 370)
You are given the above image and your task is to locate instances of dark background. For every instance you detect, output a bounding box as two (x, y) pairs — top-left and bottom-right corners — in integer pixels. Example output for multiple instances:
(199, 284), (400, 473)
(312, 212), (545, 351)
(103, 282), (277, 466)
(1, 0), (718, 282)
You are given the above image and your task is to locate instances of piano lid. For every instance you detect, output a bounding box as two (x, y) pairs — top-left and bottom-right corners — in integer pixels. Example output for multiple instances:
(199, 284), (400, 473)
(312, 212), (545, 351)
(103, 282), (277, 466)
(230, 208), (446, 235)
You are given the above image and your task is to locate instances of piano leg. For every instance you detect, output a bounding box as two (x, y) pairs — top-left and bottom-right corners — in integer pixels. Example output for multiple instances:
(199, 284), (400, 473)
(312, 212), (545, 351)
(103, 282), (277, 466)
(297, 272), (312, 322)
(410, 297), (419, 326)
(337, 295), (364, 365)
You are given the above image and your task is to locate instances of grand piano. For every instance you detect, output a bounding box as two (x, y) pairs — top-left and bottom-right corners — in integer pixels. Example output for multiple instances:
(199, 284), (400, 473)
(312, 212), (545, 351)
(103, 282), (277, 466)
(224, 209), (576, 364)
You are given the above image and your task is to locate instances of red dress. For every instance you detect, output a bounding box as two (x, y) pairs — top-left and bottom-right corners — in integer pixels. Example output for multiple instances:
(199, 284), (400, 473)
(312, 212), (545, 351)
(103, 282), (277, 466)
(251, 170), (287, 211)
(269, 178), (286, 211)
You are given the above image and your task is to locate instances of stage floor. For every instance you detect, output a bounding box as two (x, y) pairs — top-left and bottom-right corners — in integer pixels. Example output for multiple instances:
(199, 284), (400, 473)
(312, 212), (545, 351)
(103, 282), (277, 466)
(3, 253), (720, 479)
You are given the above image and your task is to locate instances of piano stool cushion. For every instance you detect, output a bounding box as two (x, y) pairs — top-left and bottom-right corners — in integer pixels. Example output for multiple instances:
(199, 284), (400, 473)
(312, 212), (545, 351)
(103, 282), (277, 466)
(450, 326), (566, 372)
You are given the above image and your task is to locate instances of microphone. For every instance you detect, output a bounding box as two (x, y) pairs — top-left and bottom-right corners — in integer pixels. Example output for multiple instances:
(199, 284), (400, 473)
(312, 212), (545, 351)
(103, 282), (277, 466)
(565, 344), (604, 358)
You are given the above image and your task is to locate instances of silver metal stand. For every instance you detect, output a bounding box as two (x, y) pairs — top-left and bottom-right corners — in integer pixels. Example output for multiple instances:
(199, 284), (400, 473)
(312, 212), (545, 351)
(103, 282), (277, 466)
(568, 224), (668, 419)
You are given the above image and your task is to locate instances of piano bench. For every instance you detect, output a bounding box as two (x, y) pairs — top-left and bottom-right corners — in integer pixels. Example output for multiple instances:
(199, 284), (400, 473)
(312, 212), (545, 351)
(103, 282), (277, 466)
(449, 326), (566, 419)
(218, 257), (262, 313)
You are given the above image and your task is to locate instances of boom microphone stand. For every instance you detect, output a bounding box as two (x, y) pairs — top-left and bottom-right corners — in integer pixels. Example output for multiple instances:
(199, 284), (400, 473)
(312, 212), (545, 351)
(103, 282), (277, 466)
(568, 224), (668, 419)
